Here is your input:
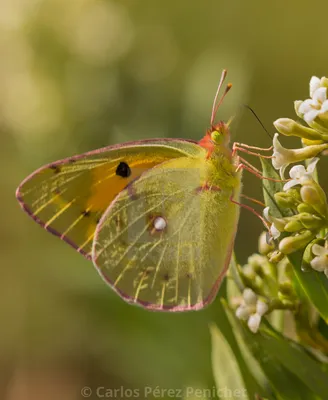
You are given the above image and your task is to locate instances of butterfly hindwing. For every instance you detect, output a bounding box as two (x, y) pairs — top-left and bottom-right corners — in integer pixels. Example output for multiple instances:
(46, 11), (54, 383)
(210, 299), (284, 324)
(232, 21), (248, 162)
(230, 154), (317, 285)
(92, 157), (241, 311)
(16, 139), (204, 259)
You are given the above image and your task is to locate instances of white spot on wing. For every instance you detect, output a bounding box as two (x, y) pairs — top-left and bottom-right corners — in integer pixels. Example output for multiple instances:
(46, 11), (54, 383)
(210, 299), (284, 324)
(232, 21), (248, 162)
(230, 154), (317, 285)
(153, 216), (167, 231)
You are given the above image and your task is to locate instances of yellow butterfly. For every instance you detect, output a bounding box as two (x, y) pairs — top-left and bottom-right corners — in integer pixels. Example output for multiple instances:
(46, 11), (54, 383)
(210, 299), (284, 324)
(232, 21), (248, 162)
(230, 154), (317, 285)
(16, 70), (258, 312)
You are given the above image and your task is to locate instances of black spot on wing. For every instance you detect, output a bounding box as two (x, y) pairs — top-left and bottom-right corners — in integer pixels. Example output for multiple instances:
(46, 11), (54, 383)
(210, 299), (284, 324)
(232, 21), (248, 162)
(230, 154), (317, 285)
(116, 162), (131, 178)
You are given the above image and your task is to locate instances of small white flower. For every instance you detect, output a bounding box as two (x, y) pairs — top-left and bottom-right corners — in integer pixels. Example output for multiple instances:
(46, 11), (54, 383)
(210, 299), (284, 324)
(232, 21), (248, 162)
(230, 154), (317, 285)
(256, 300), (269, 316)
(272, 133), (293, 177)
(283, 158), (319, 191)
(298, 76), (328, 124)
(263, 207), (270, 221)
(263, 207), (281, 239)
(235, 288), (268, 333)
(272, 134), (327, 178)
(235, 306), (249, 320)
(310, 76), (321, 97)
(248, 313), (261, 333)
(243, 288), (257, 305)
(310, 243), (328, 277)
(270, 223), (281, 240)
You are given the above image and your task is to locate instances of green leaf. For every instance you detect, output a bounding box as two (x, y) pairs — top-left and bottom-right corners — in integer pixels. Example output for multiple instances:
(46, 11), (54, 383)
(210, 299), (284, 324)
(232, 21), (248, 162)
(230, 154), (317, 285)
(223, 301), (328, 399)
(224, 311), (274, 398)
(226, 258), (274, 393)
(288, 250), (328, 323)
(259, 322), (328, 397)
(210, 323), (250, 400)
(260, 158), (291, 218)
(213, 291), (268, 398)
(225, 303), (305, 399)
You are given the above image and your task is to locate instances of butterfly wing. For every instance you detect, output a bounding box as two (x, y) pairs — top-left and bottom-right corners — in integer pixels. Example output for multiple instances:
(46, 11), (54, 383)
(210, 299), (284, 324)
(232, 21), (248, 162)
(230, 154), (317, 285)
(92, 156), (241, 311)
(16, 139), (204, 259)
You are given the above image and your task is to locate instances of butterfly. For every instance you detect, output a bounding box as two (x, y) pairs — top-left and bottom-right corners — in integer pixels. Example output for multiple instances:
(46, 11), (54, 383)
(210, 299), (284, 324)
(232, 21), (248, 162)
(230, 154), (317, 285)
(16, 70), (257, 312)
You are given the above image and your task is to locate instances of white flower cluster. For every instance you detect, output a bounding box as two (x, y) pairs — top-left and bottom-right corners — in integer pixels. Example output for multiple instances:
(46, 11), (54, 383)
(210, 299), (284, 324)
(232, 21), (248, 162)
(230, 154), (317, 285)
(235, 288), (268, 333)
(298, 76), (328, 124)
(271, 76), (328, 178)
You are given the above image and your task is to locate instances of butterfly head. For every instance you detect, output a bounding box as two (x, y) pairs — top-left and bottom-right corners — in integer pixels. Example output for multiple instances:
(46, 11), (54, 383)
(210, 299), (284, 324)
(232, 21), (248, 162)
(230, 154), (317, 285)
(210, 120), (231, 147)
(198, 121), (231, 157)
(199, 70), (235, 156)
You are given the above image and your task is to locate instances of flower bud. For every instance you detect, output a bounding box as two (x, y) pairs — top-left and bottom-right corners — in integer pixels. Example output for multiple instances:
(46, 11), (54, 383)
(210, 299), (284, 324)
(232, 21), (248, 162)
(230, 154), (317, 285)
(241, 271), (263, 291)
(298, 212), (324, 229)
(279, 230), (316, 254)
(300, 180), (328, 217)
(242, 264), (256, 280)
(284, 217), (304, 232)
(284, 212), (324, 231)
(278, 281), (295, 297)
(274, 118), (326, 141)
(297, 203), (315, 214)
(247, 254), (274, 278)
(274, 190), (301, 209)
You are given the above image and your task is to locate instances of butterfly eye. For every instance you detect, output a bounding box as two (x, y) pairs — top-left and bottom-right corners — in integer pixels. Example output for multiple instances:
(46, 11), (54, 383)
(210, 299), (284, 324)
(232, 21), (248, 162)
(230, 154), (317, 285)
(210, 130), (223, 144)
(153, 216), (167, 231)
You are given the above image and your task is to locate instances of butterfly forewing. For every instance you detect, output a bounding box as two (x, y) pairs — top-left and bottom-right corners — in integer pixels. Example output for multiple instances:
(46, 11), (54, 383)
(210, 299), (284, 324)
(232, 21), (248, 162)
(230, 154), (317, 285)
(92, 157), (241, 311)
(16, 140), (204, 258)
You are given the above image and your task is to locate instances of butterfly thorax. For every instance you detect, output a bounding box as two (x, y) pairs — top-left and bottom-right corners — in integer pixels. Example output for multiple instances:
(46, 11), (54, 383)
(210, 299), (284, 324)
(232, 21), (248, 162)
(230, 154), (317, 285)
(199, 122), (241, 192)
(205, 149), (241, 193)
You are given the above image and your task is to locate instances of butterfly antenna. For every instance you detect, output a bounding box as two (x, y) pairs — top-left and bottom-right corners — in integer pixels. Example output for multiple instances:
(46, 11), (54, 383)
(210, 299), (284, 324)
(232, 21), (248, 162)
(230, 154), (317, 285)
(243, 104), (273, 139)
(210, 69), (232, 126)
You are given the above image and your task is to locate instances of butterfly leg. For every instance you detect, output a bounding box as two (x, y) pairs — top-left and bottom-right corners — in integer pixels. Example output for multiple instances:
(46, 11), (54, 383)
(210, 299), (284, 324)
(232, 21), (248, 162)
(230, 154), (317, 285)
(234, 142), (273, 151)
(236, 158), (287, 183)
(240, 193), (265, 207)
(230, 196), (270, 231)
(232, 142), (273, 158)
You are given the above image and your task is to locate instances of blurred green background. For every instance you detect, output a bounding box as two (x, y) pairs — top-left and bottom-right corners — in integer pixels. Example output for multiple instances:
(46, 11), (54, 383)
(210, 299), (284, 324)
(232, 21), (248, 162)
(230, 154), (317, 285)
(2, 0), (328, 399)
